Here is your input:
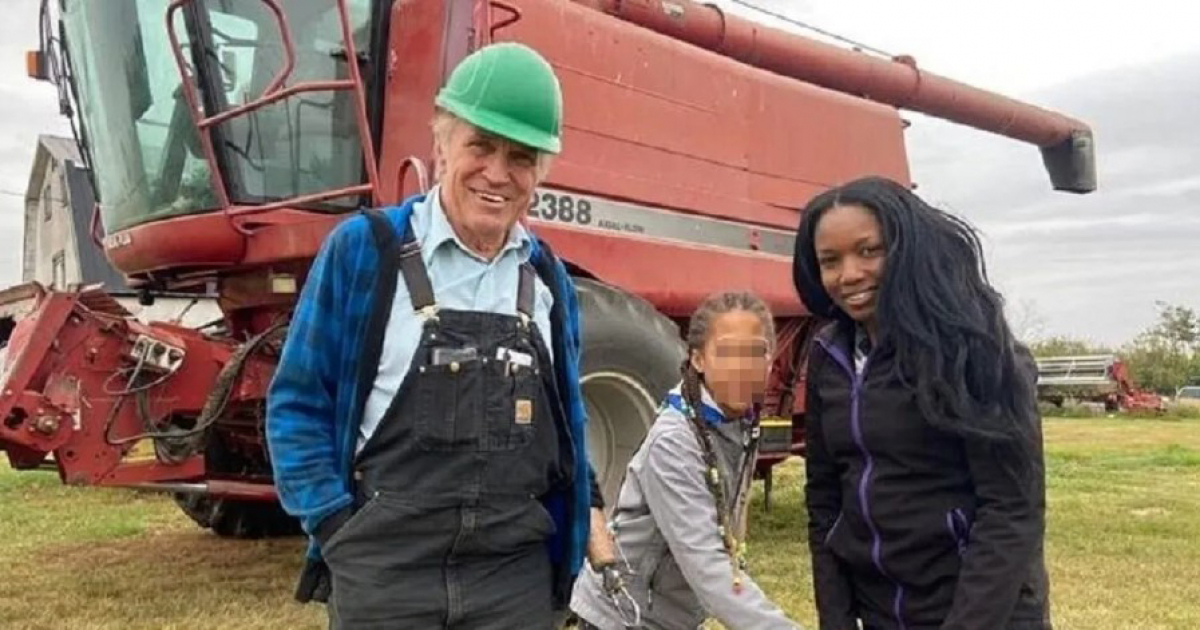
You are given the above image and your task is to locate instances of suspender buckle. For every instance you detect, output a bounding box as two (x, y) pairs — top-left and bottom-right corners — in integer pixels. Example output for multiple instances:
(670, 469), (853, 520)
(398, 240), (422, 259)
(417, 305), (440, 321)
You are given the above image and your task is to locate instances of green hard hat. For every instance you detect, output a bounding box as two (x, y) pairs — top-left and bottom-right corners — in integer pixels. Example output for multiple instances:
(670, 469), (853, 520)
(435, 43), (563, 154)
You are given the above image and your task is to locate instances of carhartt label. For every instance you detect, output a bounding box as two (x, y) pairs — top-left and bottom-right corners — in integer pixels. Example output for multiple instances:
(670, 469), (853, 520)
(515, 399), (533, 425)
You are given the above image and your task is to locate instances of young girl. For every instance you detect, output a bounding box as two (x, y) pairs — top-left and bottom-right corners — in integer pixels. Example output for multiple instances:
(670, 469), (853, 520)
(570, 292), (801, 630)
(793, 176), (1049, 630)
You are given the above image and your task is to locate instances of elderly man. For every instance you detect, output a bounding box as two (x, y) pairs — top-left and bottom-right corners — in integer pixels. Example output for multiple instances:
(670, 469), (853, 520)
(267, 43), (609, 629)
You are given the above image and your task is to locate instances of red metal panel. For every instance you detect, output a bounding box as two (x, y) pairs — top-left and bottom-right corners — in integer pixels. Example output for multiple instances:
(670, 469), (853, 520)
(101, 457), (205, 486)
(743, 71), (912, 190)
(237, 212), (347, 266)
(104, 213), (246, 274)
(577, 0), (1089, 148)
(530, 221), (804, 318)
(207, 480), (278, 501)
(103, 209), (353, 278)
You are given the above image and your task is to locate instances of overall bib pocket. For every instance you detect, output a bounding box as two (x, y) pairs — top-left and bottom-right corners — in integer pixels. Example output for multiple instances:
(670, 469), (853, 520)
(414, 355), (484, 452)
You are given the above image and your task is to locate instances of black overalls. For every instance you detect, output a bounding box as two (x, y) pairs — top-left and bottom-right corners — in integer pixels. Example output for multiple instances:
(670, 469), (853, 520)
(322, 214), (573, 629)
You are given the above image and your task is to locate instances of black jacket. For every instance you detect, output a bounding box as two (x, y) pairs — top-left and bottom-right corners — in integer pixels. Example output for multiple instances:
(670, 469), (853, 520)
(804, 322), (1051, 630)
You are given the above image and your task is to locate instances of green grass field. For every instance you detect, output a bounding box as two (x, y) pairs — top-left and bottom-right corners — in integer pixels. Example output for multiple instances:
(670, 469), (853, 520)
(2, 417), (1198, 629)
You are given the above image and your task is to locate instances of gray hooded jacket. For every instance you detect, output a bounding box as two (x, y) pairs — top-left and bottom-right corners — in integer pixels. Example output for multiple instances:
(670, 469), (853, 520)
(570, 384), (800, 630)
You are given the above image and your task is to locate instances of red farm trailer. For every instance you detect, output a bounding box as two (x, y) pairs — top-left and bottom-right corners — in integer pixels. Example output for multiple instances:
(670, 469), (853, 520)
(1036, 355), (1165, 413)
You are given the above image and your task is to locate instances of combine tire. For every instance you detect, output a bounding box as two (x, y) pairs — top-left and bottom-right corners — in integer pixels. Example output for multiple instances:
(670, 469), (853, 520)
(173, 493), (301, 539)
(576, 279), (685, 509)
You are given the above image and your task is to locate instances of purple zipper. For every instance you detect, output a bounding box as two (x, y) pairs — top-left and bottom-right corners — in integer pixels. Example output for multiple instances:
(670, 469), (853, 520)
(824, 512), (844, 546)
(954, 508), (971, 533)
(816, 337), (907, 630)
(950, 508), (971, 556)
(945, 511), (967, 556)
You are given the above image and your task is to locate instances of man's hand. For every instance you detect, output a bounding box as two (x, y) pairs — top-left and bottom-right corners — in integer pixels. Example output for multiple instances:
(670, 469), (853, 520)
(586, 511), (641, 627)
(586, 507), (617, 568)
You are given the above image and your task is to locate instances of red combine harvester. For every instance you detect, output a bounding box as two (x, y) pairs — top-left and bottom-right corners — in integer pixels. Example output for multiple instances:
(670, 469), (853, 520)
(4, 0), (1094, 536)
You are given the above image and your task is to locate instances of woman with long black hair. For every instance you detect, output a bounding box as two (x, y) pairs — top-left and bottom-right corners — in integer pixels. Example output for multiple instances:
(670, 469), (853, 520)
(793, 176), (1050, 630)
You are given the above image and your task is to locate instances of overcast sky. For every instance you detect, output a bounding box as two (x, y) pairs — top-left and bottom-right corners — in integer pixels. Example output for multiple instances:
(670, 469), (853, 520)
(2, 0), (1198, 346)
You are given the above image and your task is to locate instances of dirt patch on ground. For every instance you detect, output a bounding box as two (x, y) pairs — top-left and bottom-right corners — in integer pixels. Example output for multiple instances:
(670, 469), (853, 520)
(2, 531), (323, 630)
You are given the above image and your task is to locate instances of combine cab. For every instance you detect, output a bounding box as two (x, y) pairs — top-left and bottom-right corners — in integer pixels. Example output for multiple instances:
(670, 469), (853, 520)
(4, 0), (1095, 535)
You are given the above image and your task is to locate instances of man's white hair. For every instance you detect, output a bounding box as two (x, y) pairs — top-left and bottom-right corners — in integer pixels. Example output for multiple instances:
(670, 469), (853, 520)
(430, 110), (554, 183)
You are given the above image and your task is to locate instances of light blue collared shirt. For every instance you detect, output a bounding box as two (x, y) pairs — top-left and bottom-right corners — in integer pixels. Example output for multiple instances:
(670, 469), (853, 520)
(358, 187), (555, 452)
(854, 326), (871, 374)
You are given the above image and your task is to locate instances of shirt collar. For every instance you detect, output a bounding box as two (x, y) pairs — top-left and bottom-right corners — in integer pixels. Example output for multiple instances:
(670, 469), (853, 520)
(421, 185), (532, 264)
(855, 326), (873, 356)
(665, 382), (736, 426)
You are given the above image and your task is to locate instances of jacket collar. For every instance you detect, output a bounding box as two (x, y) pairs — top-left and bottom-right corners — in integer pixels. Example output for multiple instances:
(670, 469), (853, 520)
(664, 382), (730, 426)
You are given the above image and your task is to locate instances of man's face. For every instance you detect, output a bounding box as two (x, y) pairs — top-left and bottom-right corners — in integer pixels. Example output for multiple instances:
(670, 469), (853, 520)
(438, 120), (540, 254)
